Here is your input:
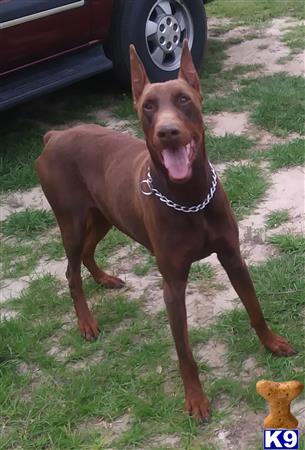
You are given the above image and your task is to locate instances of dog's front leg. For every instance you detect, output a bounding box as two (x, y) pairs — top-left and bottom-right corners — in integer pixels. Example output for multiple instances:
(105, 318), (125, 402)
(217, 246), (296, 356)
(162, 274), (210, 421)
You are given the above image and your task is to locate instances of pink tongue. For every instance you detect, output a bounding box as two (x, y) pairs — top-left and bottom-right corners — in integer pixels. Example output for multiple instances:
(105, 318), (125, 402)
(162, 147), (189, 180)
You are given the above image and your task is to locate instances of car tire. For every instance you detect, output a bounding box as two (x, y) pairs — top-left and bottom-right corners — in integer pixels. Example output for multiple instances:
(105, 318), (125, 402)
(107, 0), (207, 88)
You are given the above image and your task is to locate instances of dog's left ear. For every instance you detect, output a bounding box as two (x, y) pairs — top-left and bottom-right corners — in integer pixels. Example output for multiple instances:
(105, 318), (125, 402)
(178, 40), (202, 96)
(129, 44), (150, 108)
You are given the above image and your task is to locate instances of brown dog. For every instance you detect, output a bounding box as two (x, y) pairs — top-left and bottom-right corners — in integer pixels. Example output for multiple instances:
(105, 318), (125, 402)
(36, 41), (296, 420)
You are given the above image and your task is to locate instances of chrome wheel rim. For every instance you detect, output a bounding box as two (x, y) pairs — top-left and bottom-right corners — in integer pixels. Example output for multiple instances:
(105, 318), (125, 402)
(145, 0), (194, 71)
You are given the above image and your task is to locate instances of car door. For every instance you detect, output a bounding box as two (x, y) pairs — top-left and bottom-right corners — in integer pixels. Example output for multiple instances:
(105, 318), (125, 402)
(0, 0), (91, 73)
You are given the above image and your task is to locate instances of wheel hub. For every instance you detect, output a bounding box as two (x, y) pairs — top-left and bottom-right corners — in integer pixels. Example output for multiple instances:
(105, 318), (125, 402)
(156, 15), (181, 53)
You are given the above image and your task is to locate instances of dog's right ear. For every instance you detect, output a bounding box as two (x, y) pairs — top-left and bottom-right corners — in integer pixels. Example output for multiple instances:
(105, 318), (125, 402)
(129, 45), (150, 108)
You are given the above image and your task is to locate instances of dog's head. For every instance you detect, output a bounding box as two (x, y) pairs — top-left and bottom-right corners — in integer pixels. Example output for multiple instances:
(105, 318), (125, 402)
(130, 41), (203, 183)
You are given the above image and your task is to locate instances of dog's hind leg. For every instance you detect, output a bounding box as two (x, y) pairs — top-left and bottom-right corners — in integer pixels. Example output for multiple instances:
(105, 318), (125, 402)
(82, 209), (125, 288)
(58, 210), (100, 341)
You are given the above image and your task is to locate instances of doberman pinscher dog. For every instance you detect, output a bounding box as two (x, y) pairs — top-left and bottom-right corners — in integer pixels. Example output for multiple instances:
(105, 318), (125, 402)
(36, 41), (296, 421)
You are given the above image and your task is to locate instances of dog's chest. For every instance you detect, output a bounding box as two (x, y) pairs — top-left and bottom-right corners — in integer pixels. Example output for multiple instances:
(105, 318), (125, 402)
(163, 213), (216, 260)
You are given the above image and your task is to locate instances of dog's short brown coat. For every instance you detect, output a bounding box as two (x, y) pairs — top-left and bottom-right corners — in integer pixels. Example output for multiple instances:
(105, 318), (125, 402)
(37, 41), (295, 420)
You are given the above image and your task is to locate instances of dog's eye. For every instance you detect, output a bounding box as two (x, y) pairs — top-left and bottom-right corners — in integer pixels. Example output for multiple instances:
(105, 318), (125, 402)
(143, 101), (154, 111)
(179, 95), (190, 104)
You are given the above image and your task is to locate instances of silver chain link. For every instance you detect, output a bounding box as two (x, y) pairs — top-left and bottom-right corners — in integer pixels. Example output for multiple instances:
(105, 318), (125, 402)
(140, 163), (217, 213)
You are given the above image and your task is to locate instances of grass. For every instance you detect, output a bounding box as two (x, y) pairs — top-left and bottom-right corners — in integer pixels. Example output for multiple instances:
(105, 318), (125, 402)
(206, 0), (305, 23)
(1, 208), (56, 239)
(205, 74), (305, 136)
(282, 24), (305, 51)
(95, 228), (131, 268)
(265, 210), (290, 229)
(189, 262), (215, 283)
(201, 38), (263, 96)
(1, 233), (298, 448)
(0, 127), (44, 192)
(276, 54), (294, 65)
(1, 1), (304, 447)
(0, 242), (39, 280)
(0, 276), (204, 449)
(40, 238), (65, 260)
(222, 164), (268, 220)
(269, 234), (305, 254)
(263, 139), (305, 169)
(0, 72), (127, 193)
(206, 134), (254, 163)
(212, 238), (305, 404)
(133, 254), (156, 276)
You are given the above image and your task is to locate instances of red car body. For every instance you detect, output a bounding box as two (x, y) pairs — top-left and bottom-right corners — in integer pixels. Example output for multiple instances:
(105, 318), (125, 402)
(0, 0), (113, 75)
(0, 0), (207, 110)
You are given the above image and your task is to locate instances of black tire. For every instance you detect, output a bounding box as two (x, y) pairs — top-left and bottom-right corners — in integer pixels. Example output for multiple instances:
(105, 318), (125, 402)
(106, 0), (207, 88)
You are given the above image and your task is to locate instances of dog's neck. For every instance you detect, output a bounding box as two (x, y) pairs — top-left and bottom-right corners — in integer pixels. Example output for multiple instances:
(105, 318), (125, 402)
(149, 141), (212, 208)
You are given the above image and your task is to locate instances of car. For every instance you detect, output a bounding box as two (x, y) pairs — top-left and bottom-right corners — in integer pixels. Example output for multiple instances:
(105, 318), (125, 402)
(0, 0), (207, 111)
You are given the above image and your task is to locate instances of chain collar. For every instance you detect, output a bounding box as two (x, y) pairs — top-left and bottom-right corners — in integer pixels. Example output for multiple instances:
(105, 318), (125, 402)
(140, 162), (217, 213)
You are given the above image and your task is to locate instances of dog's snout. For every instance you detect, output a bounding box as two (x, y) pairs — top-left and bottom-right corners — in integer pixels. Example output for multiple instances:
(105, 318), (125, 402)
(157, 124), (180, 141)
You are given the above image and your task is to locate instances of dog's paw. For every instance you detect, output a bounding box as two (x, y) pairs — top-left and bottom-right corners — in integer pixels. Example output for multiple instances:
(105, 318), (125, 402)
(185, 393), (211, 422)
(97, 273), (125, 289)
(264, 333), (297, 357)
(78, 318), (100, 341)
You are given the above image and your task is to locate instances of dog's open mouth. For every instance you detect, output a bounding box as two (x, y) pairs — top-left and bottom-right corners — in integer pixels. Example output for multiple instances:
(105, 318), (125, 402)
(161, 140), (195, 182)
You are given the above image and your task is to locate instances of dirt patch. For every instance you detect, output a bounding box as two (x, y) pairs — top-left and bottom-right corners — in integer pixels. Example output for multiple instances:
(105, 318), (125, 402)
(16, 361), (41, 375)
(0, 186), (51, 221)
(223, 18), (304, 76)
(239, 166), (305, 257)
(95, 110), (137, 136)
(78, 413), (131, 445)
(196, 339), (229, 377)
(208, 17), (232, 29)
(239, 356), (265, 382)
(209, 403), (265, 450)
(144, 434), (181, 449)
(205, 111), (301, 149)
(0, 308), (18, 321)
(0, 257), (67, 306)
(0, 276), (30, 303)
(67, 350), (105, 370)
(47, 345), (72, 362)
(206, 112), (249, 136)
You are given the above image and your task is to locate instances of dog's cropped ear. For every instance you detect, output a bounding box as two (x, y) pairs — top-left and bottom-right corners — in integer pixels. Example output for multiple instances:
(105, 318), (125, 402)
(129, 45), (150, 108)
(178, 40), (202, 97)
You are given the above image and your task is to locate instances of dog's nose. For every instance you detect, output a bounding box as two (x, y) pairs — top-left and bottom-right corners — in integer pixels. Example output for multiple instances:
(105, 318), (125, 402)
(157, 124), (180, 141)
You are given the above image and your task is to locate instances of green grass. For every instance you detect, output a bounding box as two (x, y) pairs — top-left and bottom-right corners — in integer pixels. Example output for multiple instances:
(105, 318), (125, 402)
(265, 210), (290, 229)
(212, 241), (305, 408)
(0, 127), (44, 192)
(0, 275), (210, 449)
(189, 262), (215, 283)
(201, 38), (263, 96)
(133, 254), (156, 276)
(276, 54), (294, 65)
(0, 74), (127, 192)
(222, 164), (268, 220)
(112, 93), (136, 120)
(40, 238), (65, 260)
(1, 3), (304, 446)
(0, 242), (39, 280)
(269, 234), (305, 254)
(1, 208), (56, 239)
(206, 0), (305, 23)
(282, 25), (305, 51)
(95, 228), (131, 268)
(263, 139), (305, 169)
(206, 134), (255, 163)
(205, 74), (305, 136)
